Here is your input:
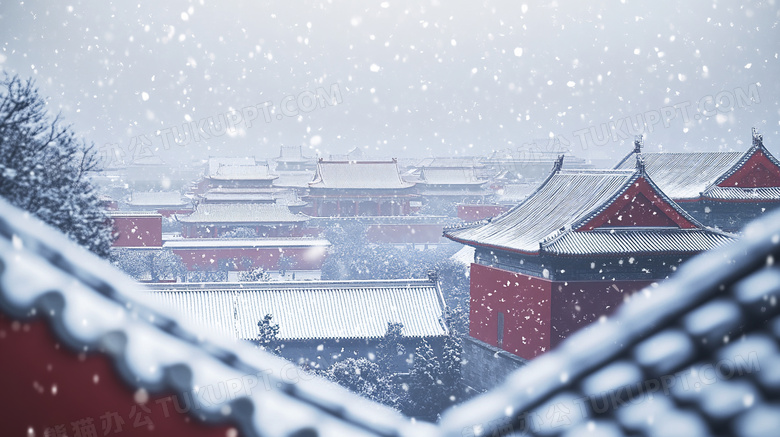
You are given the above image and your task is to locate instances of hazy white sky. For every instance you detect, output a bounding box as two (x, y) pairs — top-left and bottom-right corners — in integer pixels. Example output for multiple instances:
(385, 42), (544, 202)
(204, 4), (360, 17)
(1, 0), (778, 163)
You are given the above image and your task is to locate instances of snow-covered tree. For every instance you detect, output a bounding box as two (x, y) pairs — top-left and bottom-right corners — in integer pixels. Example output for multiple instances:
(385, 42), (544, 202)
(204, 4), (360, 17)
(222, 227), (258, 238)
(375, 322), (406, 371)
(326, 358), (390, 401)
(408, 334), (462, 420)
(110, 249), (185, 282)
(239, 266), (269, 282)
(257, 314), (281, 355)
(408, 340), (443, 418)
(0, 75), (113, 257)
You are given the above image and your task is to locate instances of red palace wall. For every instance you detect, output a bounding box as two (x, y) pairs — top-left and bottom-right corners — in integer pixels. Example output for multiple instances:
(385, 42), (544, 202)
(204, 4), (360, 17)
(172, 247), (326, 271)
(111, 216), (162, 248)
(469, 263), (654, 360)
(549, 279), (653, 349)
(0, 315), (233, 437)
(457, 204), (510, 221)
(469, 263), (551, 360)
(365, 224), (444, 244)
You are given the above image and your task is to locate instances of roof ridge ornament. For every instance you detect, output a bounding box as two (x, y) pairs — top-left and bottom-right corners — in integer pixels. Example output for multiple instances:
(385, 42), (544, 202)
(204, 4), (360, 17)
(635, 153), (646, 175)
(634, 135), (645, 174)
(553, 154), (565, 172)
(752, 127), (763, 148)
(634, 135), (643, 154)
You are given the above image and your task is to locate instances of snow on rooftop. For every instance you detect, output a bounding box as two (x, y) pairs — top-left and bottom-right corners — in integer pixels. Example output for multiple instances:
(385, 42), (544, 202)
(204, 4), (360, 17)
(145, 279), (447, 341)
(0, 197), (432, 437)
(419, 167), (486, 185)
(163, 238), (330, 248)
(309, 160), (415, 189)
(177, 203), (309, 224)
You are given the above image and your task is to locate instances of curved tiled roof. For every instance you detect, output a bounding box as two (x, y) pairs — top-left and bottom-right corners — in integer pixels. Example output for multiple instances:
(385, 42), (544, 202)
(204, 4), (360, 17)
(3, 179), (780, 436)
(419, 167), (486, 186)
(438, 205), (780, 437)
(541, 228), (733, 256)
(615, 151), (742, 200)
(146, 280), (447, 341)
(0, 197), (435, 436)
(177, 203), (309, 224)
(445, 170), (638, 254)
(309, 160), (415, 189)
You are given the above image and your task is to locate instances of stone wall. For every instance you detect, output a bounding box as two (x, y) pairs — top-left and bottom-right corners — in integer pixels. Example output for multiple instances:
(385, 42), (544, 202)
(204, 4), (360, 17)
(461, 336), (527, 393)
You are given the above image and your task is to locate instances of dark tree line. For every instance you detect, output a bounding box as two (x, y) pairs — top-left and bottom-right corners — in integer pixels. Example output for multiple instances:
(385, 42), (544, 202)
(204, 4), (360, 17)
(0, 75), (113, 257)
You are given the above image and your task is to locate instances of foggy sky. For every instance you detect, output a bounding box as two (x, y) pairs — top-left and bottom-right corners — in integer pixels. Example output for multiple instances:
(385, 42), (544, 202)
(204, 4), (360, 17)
(1, 0), (778, 164)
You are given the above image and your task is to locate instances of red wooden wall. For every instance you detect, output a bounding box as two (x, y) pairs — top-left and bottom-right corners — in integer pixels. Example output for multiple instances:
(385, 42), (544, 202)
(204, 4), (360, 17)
(0, 315), (234, 437)
(111, 215), (163, 248)
(469, 263), (655, 360)
(469, 263), (551, 360)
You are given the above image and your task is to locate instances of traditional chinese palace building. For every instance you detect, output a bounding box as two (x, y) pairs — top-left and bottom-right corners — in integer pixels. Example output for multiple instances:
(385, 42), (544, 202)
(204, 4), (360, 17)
(201, 157), (278, 190)
(177, 203), (311, 238)
(144, 278), (448, 371)
(274, 145), (315, 171)
(614, 130), (780, 232)
(305, 159), (418, 217)
(126, 191), (192, 217)
(444, 157), (734, 360)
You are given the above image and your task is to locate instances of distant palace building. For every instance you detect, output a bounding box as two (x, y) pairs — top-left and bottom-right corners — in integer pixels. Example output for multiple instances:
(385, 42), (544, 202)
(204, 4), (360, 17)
(274, 145), (316, 171)
(144, 278), (448, 371)
(305, 159), (418, 217)
(200, 157), (278, 191)
(614, 130), (780, 231)
(177, 203), (311, 238)
(445, 156), (734, 360)
(126, 191), (192, 217)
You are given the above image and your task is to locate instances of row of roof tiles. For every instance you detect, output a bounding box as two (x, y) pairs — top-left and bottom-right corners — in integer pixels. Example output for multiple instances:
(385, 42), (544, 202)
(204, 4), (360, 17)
(145, 280), (448, 341)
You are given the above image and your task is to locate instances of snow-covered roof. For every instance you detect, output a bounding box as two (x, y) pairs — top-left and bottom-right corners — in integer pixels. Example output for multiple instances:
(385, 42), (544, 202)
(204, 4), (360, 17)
(450, 246), (475, 266)
(209, 164), (278, 181)
(177, 203), (308, 224)
(419, 167), (486, 186)
(273, 171), (316, 188)
(309, 160), (415, 189)
(702, 186), (780, 201)
(207, 156), (256, 174)
(614, 151), (743, 200)
(496, 183), (538, 204)
(415, 157), (484, 168)
(439, 206), (780, 437)
(199, 187), (307, 206)
(107, 211), (163, 218)
(541, 228), (733, 256)
(277, 145), (312, 162)
(0, 197), (432, 437)
(700, 133), (780, 202)
(145, 279), (447, 341)
(615, 133), (780, 202)
(128, 191), (188, 207)
(163, 238), (330, 249)
(201, 192), (276, 202)
(4, 171), (780, 437)
(445, 167), (732, 255)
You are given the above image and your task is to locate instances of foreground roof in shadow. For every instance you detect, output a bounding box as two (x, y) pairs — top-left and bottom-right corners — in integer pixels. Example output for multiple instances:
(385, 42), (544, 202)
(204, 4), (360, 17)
(2, 193), (780, 436)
